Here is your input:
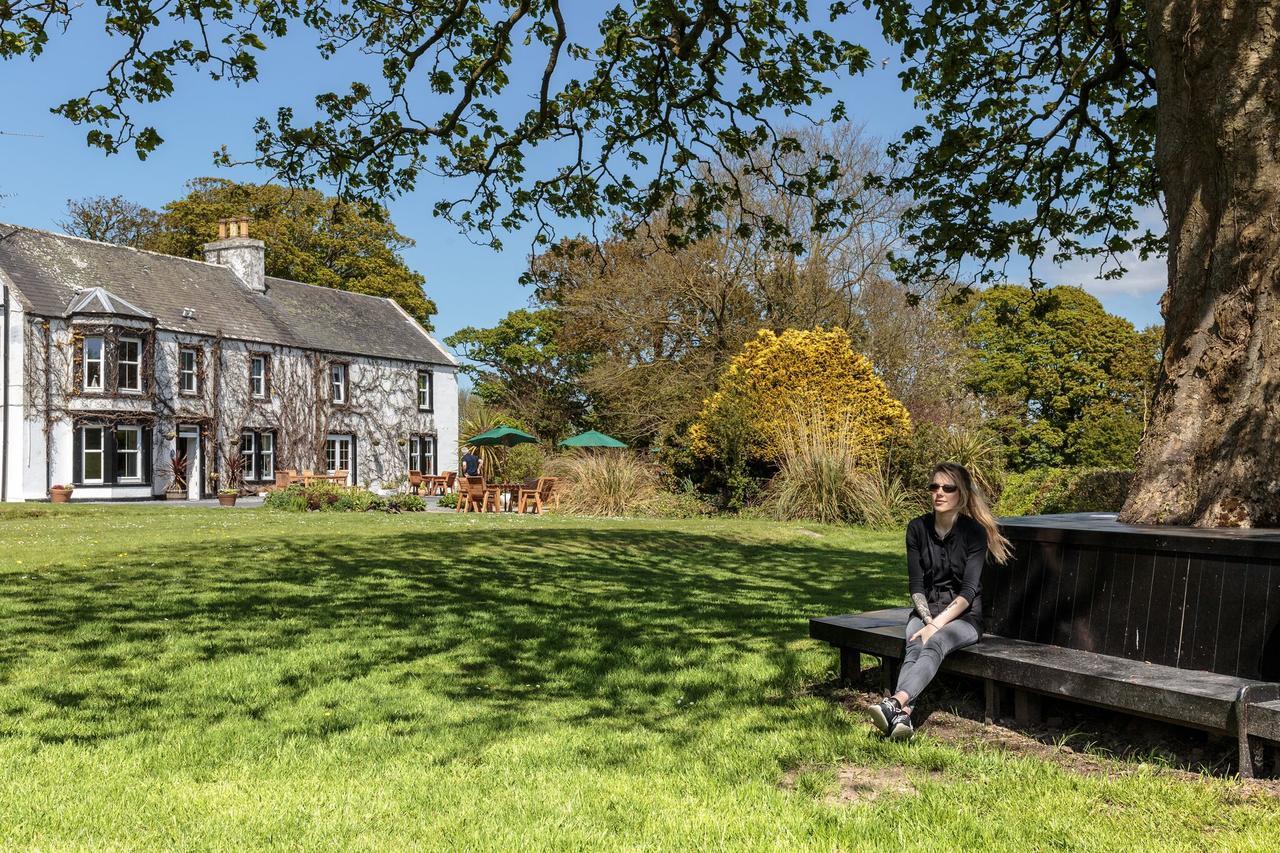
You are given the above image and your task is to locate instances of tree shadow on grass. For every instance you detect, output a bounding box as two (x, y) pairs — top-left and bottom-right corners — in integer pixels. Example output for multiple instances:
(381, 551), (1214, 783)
(0, 524), (902, 753)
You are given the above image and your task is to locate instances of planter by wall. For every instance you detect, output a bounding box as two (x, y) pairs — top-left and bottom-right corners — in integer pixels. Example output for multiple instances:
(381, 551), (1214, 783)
(217, 493), (238, 507)
(49, 486), (74, 504)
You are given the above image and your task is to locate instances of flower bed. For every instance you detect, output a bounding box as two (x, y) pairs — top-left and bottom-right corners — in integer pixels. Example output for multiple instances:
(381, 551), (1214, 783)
(263, 482), (426, 513)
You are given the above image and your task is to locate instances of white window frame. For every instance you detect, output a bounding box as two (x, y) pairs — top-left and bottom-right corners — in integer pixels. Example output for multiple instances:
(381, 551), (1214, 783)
(241, 430), (257, 482)
(331, 363), (347, 404)
(325, 434), (353, 484)
(117, 336), (142, 393)
(260, 432), (275, 482)
(179, 348), (198, 394)
(115, 425), (141, 483)
(417, 370), (433, 411)
(83, 336), (105, 393)
(250, 355), (267, 399)
(408, 435), (436, 476)
(81, 425), (105, 484)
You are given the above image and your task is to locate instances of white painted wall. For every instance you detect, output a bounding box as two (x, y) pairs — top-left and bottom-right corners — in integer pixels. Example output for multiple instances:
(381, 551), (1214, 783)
(9, 315), (458, 500)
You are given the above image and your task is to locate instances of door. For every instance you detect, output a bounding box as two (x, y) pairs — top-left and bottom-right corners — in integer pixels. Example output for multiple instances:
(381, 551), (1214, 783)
(178, 428), (202, 500)
(325, 434), (353, 485)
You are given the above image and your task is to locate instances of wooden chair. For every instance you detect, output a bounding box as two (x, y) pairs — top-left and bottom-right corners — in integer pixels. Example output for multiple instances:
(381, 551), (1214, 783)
(408, 470), (425, 495)
(438, 471), (457, 495)
(458, 476), (499, 513)
(518, 476), (558, 514)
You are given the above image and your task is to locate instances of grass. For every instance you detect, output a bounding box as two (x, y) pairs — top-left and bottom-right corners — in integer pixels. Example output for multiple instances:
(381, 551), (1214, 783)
(0, 505), (1276, 849)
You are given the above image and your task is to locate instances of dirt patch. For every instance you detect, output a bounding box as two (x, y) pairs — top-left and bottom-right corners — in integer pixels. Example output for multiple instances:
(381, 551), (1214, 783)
(827, 668), (1280, 797)
(782, 764), (942, 804)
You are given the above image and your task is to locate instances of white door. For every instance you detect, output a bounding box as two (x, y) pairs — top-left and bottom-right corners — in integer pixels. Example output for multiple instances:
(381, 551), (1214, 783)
(326, 435), (353, 485)
(179, 428), (201, 500)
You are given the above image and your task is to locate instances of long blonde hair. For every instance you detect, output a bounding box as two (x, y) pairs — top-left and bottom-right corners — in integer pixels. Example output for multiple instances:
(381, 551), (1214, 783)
(932, 461), (1011, 565)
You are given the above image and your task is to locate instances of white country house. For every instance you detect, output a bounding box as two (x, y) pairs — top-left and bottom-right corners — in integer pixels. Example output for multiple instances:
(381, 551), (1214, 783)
(0, 218), (458, 501)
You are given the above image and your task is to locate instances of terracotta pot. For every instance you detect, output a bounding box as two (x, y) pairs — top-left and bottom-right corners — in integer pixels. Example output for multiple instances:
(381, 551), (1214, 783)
(50, 487), (73, 504)
(217, 493), (238, 507)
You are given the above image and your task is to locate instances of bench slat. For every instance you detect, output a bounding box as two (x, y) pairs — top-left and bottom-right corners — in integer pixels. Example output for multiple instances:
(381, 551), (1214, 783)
(1248, 700), (1280, 744)
(810, 610), (1266, 734)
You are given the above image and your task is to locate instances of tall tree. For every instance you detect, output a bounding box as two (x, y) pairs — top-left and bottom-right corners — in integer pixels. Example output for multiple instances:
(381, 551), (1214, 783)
(58, 195), (161, 247)
(947, 285), (1161, 471)
(445, 308), (590, 442)
(63, 180), (437, 329)
(9, 2), (1277, 523)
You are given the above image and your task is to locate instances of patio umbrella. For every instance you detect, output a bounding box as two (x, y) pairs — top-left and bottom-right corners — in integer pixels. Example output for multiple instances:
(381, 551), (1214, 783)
(464, 425), (538, 447)
(558, 430), (628, 449)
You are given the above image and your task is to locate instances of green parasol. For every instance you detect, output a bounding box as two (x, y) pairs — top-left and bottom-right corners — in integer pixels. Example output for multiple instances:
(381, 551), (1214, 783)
(558, 430), (628, 448)
(464, 425), (538, 447)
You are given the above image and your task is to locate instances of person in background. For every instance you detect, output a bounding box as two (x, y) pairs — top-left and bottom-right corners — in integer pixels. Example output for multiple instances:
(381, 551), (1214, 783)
(868, 461), (1011, 740)
(461, 448), (483, 478)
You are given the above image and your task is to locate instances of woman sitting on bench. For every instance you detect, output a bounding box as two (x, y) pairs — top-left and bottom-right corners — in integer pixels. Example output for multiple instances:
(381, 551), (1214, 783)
(869, 462), (1011, 740)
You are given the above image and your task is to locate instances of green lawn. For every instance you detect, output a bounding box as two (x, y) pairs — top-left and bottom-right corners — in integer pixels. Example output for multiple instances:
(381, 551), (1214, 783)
(0, 506), (1275, 849)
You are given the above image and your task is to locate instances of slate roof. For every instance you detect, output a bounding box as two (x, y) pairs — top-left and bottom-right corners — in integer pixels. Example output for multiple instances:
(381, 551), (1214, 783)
(0, 224), (456, 366)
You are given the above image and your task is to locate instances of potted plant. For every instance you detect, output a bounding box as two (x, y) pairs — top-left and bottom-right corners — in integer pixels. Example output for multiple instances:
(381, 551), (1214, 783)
(217, 444), (246, 507)
(49, 483), (74, 503)
(159, 451), (189, 500)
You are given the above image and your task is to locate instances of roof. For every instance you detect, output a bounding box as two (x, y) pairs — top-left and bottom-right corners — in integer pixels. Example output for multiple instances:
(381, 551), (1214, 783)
(0, 224), (456, 367)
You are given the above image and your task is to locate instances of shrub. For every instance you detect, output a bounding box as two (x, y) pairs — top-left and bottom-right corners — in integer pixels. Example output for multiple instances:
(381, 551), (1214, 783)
(502, 443), (546, 484)
(263, 484), (307, 512)
(633, 488), (716, 519)
(760, 406), (916, 528)
(549, 451), (658, 516)
(386, 494), (427, 512)
(689, 327), (911, 466)
(437, 492), (459, 508)
(995, 468), (1134, 516)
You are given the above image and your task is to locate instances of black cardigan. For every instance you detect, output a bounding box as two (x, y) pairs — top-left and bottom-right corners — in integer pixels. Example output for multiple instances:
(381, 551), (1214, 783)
(905, 512), (987, 632)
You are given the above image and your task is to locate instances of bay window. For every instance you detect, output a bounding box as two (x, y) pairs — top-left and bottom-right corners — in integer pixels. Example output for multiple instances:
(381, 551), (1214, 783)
(115, 426), (141, 482)
(117, 336), (142, 392)
(82, 336), (104, 392)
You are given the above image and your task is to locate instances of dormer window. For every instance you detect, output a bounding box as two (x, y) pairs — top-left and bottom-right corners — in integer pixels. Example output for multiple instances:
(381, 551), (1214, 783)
(331, 362), (348, 404)
(117, 336), (142, 393)
(82, 336), (104, 392)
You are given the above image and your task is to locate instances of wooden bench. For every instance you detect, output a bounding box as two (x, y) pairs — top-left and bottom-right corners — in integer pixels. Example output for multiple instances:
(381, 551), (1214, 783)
(811, 606), (1280, 778)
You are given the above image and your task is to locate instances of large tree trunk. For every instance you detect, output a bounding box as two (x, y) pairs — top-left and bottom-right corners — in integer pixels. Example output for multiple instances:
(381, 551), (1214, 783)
(1120, 1), (1280, 527)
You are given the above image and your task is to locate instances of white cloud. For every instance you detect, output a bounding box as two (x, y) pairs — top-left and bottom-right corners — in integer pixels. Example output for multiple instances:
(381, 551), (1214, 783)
(1048, 250), (1168, 297)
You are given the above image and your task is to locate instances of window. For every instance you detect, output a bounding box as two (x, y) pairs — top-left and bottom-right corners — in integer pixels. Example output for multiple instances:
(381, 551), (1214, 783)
(83, 336), (104, 392)
(81, 426), (104, 484)
(115, 426), (141, 482)
(326, 434), (353, 484)
(118, 336), (142, 392)
(408, 434), (437, 475)
(417, 370), (433, 411)
(250, 355), (267, 399)
(74, 423), (151, 487)
(331, 363), (347, 404)
(179, 348), (198, 394)
(260, 432), (275, 482)
(239, 429), (277, 482)
(241, 431), (258, 482)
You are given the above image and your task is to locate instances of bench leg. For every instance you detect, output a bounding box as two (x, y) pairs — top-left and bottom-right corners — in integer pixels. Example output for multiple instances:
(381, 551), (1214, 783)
(838, 647), (858, 686)
(983, 679), (1001, 724)
(1013, 689), (1042, 726)
(881, 657), (899, 695)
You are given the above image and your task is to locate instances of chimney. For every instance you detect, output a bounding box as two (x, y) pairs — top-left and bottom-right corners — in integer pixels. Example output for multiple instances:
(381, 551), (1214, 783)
(203, 216), (266, 294)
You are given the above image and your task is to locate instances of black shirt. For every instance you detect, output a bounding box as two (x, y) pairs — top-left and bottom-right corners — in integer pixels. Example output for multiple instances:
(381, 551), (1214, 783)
(906, 512), (987, 632)
(461, 452), (481, 476)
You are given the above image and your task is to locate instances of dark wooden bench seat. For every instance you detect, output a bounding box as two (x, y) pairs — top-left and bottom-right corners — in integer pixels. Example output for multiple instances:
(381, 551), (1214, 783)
(811, 607), (1280, 777)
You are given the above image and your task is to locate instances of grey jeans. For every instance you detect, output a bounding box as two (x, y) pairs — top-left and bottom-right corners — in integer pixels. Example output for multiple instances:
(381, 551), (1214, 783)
(894, 616), (981, 704)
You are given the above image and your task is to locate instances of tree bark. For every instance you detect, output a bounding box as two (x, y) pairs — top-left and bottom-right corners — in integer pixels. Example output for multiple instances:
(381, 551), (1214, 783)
(1120, 0), (1280, 527)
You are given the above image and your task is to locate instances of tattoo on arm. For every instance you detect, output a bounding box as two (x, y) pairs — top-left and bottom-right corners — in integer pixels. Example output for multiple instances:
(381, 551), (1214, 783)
(911, 593), (934, 625)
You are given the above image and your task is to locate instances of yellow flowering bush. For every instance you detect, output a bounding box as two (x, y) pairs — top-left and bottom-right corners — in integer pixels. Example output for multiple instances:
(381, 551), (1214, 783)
(688, 327), (911, 466)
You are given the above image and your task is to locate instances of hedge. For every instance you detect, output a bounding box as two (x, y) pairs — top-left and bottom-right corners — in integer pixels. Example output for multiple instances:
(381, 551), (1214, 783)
(994, 467), (1134, 516)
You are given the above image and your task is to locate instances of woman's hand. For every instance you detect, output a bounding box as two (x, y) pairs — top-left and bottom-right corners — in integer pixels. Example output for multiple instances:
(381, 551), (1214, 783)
(909, 623), (939, 645)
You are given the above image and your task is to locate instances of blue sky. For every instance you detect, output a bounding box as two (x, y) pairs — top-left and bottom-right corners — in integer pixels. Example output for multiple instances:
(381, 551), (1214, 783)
(0, 8), (1166, 348)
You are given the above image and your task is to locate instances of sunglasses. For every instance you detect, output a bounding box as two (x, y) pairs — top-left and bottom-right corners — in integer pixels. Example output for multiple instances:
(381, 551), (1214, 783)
(927, 482), (959, 494)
